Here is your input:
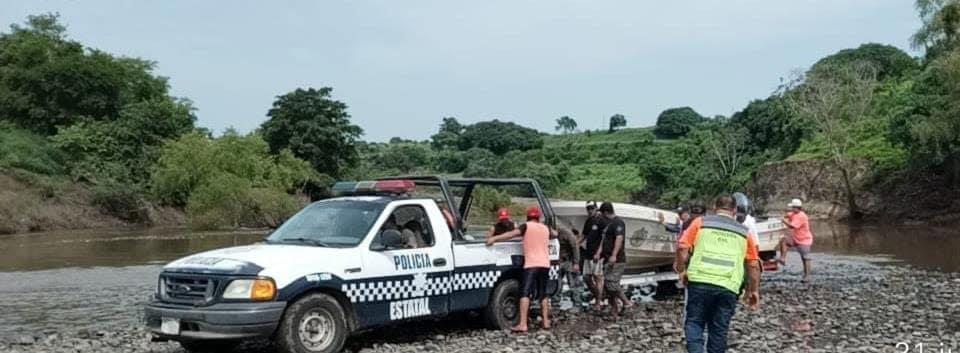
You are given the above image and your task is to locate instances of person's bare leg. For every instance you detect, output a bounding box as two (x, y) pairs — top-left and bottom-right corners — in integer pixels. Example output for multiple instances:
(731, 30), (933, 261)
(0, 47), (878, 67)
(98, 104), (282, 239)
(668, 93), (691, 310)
(802, 260), (812, 282)
(607, 293), (619, 318)
(618, 291), (633, 309)
(512, 297), (529, 332)
(777, 238), (789, 265)
(594, 277), (605, 311)
(540, 297), (551, 329)
(585, 275), (599, 306)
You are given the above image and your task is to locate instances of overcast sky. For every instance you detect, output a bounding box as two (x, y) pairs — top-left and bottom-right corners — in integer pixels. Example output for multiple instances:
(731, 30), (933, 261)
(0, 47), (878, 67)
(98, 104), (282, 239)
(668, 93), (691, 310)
(3, 1), (921, 141)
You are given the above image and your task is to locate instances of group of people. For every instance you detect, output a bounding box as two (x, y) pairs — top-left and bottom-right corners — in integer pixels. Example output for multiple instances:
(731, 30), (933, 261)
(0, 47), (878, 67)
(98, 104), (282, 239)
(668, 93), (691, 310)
(667, 194), (815, 353)
(482, 201), (637, 332)
(484, 195), (815, 353)
(579, 201), (632, 316)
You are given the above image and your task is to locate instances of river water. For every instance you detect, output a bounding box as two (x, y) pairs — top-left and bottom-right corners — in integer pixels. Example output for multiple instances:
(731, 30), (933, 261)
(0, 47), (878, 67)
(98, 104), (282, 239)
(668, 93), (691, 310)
(0, 223), (957, 337)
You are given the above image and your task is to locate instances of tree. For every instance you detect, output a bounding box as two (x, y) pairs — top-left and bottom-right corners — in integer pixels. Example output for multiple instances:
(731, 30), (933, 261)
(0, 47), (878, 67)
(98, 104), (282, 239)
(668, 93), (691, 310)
(891, 48), (960, 185)
(555, 116), (577, 134)
(787, 62), (880, 218)
(608, 114), (627, 132)
(691, 123), (753, 194)
(653, 107), (704, 139)
(52, 98), (195, 183)
(151, 130), (320, 211)
(811, 43), (919, 81)
(457, 119), (543, 155)
(729, 96), (806, 157)
(0, 14), (171, 135)
(912, 0), (960, 58)
(370, 143), (432, 173)
(261, 87), (363, 178)
(430, 117), (463, 150)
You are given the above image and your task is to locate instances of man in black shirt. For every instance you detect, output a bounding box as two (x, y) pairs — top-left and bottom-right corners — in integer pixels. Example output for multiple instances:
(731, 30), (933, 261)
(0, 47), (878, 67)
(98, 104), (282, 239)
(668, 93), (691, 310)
(580, 201), (605, 310)
(599, 202), (632, 316)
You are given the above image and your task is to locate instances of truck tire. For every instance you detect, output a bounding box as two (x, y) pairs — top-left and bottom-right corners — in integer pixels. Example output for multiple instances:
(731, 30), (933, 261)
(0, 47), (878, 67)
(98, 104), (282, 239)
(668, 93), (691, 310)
(178, 340), (239, 353)
(276, 293), (349, 353)
(485, 278), (520, 330)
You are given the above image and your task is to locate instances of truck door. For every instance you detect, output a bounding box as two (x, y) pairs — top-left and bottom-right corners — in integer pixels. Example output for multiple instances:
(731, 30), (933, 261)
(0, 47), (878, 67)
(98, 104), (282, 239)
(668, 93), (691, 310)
(356, 200), (454, 327)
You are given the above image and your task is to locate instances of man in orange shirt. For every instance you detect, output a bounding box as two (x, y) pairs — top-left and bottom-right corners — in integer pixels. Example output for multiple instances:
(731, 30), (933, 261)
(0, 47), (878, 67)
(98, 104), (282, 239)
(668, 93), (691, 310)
(487, 206), (554, 333)
(777, 198), (814, 282)
(675, 195), (760, 353)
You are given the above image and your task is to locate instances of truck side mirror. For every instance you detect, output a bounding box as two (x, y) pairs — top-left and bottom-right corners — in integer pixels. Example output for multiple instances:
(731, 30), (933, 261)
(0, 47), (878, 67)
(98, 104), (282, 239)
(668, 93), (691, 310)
(380, 229), (405, 249)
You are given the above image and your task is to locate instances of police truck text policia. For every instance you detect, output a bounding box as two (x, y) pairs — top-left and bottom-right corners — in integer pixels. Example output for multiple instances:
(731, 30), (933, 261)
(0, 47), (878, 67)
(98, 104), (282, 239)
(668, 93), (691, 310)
(145, 177), (561, 353)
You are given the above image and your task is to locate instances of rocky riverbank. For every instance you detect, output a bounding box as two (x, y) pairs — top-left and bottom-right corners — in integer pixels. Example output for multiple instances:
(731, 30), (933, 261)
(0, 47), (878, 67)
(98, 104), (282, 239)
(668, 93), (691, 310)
(2, 254), (958, 353)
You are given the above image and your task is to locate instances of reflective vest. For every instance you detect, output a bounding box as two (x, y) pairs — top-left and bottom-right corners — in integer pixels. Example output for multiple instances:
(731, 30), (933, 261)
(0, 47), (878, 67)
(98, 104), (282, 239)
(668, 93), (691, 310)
(687, 215), (749, 294)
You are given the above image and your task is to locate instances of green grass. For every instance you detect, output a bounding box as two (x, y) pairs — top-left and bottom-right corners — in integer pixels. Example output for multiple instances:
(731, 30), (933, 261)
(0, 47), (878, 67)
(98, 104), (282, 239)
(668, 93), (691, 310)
(543, 127), (658, 147)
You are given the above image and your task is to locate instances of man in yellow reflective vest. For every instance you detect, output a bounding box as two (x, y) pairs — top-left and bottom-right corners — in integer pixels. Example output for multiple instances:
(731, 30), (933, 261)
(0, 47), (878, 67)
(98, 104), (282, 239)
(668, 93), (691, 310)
(674, 195), (761, 353)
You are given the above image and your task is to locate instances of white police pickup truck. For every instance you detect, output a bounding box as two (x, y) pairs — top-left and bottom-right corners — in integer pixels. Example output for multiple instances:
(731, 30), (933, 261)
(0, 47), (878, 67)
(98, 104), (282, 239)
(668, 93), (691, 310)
(145, 177), (561, 353)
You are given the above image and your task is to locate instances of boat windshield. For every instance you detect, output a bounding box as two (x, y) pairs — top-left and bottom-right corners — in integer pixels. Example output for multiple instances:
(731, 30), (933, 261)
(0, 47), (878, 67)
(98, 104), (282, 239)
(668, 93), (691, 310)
(265, 199), (385, 247)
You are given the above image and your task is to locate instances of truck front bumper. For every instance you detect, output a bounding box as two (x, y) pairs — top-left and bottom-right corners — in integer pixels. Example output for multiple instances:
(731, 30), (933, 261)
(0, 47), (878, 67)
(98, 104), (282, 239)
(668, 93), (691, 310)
(145, 300), (287, 340)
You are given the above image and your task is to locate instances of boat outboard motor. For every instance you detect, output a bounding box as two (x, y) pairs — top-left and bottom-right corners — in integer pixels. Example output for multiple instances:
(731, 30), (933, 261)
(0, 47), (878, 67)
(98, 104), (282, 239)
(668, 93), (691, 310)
(732, 192), (751, 223)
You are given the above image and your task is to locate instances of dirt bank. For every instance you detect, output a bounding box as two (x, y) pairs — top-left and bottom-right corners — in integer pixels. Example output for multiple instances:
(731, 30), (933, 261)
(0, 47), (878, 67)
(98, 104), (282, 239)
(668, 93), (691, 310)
(750, 160), (960, 223)
(2, 254), (957, 353)
(0, 172), (184, 234)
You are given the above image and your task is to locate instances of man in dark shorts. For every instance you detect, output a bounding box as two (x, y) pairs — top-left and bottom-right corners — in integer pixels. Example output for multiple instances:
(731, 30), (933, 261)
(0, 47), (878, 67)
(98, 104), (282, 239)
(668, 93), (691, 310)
(486, 206), (554, 332)
(598, 202), (632, 316)
(582, 201), (606, 311)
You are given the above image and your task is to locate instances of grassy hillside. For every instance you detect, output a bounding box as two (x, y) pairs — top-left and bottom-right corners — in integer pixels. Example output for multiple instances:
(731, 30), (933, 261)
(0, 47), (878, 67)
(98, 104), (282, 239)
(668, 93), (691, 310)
(544, 127), (661, 147)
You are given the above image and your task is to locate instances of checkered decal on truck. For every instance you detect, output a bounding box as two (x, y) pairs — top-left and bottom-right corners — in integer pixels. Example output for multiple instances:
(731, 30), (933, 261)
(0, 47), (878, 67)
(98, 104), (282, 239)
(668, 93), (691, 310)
(342, 269), (503, 303)
(451, 270), (501, 291)
(342, 275), (450, 303)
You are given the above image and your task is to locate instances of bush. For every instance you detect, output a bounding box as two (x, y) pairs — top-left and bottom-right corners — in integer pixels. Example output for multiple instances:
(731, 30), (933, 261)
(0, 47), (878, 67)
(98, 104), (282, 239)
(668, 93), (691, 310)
(471, 185), (513, 220)
(557, 163), (646, 202)
(433, 149), (468, 174)
(0, 123), (64, 175)
(152, 130), (320, 229)
(186, 174), (303, 230)
(457, 120), (544, 155)
(653, 107), (705, 139)
(92, 182), (146, 222)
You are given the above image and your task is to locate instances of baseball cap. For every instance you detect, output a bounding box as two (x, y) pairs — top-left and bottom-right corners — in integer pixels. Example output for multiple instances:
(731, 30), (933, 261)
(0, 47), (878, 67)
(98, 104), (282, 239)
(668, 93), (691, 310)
(585, 200), (597, 210)
(526, 205), (542, 219)
(496, 207), (511, 221)
(599, 202), (614, 214)
(788, 199), (803, 208)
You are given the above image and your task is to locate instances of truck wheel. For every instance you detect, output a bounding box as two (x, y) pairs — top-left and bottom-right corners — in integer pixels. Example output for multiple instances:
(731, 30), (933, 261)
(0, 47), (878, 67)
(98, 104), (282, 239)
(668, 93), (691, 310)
(178, 340), (239, 353)
(276, 293), (348, 353)
(485, 279), (520, 330)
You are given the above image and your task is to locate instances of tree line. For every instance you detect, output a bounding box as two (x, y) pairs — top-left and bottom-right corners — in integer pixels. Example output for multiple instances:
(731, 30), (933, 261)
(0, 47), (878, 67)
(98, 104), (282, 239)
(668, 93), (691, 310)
(2, 2), (959, 229)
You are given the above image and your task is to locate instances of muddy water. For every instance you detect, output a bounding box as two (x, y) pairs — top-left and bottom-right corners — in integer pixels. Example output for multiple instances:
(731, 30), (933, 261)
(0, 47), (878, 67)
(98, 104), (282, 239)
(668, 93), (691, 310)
(811, 222), (960, 272)
(0, 228), (265, 337)
(0, 223), (957, 337)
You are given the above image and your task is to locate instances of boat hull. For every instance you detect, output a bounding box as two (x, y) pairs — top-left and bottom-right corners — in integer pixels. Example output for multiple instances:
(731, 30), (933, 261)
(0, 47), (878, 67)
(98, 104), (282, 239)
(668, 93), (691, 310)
(553, 201), (791, 272)
(553, 201), (677, 274)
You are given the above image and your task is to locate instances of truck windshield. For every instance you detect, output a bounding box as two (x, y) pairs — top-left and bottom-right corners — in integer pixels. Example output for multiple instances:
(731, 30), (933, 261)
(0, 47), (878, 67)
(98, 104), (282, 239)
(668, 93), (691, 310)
(265, 200), (385, 247)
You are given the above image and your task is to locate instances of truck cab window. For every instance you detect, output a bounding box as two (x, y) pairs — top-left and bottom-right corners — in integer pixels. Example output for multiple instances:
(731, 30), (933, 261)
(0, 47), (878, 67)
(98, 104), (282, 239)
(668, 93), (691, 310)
(378, 205), (435, 249)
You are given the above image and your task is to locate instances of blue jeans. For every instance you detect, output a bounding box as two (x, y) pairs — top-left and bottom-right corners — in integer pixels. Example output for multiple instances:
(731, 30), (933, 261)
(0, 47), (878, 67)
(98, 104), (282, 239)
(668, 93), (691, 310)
(684, 282), (738, 353)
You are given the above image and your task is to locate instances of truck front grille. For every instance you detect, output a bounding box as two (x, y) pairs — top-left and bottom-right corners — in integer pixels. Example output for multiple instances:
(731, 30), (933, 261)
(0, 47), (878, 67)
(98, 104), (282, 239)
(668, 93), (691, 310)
(160, 274), (217, 305)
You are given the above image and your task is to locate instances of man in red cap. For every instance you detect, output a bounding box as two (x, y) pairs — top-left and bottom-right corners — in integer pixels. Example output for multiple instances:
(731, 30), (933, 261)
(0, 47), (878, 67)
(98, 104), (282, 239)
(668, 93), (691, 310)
(487, 205), (555, 332)
(486, 207), (516, 240)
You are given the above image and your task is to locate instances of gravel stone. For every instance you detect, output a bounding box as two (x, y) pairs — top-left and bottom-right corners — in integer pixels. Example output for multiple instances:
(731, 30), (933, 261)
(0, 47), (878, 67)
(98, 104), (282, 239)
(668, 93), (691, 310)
(3, 254), (959, 353)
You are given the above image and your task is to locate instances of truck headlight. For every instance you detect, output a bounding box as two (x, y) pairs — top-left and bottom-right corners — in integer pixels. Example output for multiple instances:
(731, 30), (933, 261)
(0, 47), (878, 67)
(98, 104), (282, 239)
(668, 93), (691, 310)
(223, 278), (276, 301)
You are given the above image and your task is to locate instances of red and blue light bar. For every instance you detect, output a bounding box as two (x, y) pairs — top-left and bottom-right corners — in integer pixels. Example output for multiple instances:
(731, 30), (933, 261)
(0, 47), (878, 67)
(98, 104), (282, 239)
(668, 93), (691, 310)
(331, 179), (416, 195)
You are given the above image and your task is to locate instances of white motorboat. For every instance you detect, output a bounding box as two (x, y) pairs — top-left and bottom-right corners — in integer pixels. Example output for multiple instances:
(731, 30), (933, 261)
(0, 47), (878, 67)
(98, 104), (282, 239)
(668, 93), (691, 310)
(552, 201), (789, 273)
